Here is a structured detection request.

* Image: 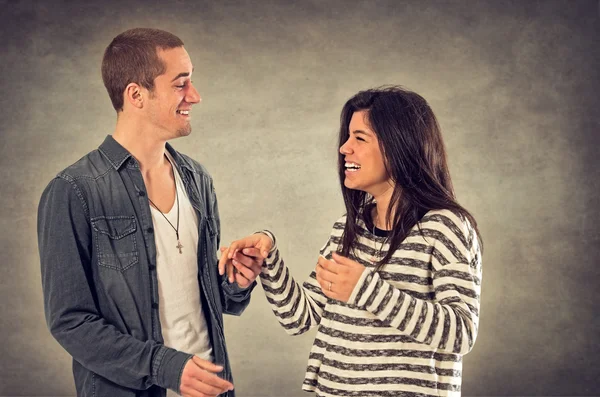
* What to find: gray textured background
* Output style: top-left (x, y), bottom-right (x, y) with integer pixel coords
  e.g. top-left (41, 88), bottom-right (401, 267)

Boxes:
top-left (1, 0), bottom-right (599, 395)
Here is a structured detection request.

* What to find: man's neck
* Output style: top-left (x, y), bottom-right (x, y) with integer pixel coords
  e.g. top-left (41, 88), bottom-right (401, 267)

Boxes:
top-left (112, 117), bottom-right (168, 174)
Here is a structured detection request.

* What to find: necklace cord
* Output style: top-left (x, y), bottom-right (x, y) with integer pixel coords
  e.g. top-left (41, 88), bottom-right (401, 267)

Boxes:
top-left (147, 158), bottom-right (180, 239)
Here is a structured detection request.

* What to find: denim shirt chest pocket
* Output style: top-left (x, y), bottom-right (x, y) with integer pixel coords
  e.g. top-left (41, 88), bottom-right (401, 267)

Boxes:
top-left (91, 215), bottom-right (139, 271)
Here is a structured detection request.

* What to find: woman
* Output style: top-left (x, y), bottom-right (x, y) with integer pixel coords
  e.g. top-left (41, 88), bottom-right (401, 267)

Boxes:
top-left (220, 86), bottom-right (483, 397)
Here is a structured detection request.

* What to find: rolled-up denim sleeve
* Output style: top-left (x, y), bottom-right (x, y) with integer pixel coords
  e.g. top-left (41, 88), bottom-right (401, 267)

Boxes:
top-left (38, 176), bottom-right (191, 392)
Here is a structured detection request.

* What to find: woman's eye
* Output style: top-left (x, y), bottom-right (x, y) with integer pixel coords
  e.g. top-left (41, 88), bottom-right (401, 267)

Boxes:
top-left (356, 137), bottom-right (365, 142)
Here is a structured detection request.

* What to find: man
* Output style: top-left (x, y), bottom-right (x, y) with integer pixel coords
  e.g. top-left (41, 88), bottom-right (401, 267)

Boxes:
top-left (37, 28), bottom-right (263, 397)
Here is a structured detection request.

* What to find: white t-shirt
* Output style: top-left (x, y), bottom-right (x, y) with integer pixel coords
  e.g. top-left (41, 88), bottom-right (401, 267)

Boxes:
top-left (150, 154), bottom-right (213, 396)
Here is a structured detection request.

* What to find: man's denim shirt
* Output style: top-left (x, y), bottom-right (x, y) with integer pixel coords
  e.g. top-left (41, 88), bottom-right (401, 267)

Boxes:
top-left (38, 136), bottom-right (255, 397)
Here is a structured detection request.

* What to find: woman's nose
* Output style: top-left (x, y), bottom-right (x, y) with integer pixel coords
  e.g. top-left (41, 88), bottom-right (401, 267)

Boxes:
top-left (339, 140), bottom-right (352, 155)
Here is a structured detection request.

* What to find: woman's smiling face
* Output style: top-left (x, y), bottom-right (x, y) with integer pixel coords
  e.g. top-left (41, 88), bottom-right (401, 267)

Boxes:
top-left (339, 110), bottom-right (392, 196)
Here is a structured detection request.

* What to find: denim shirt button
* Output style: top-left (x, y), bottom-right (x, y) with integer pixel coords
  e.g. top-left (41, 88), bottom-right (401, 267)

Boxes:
top-left (138, 191), bottom-right (146, 196)
top-left (147, 227), bottom-right (154, 234)
top-left (152, 302), bottom-right (159, 309)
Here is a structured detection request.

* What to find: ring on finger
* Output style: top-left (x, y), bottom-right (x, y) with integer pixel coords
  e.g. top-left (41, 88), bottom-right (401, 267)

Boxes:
top-left (328, 281), bottom-right (332, 291)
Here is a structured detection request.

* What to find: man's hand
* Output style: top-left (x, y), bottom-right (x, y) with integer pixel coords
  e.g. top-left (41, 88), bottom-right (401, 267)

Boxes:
top-left (218, 246), bottom-right (263, 288)
top-left (179, 356), bottom-right (233, 397)
top-left (218, 233), bottom-right (273, 286)
top-left (315, 252), bottom-right (366, 302)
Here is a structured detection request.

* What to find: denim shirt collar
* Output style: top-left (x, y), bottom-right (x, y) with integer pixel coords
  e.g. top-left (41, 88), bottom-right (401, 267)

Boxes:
top-left (98, 135), bottom-right (132, 170)
top-left (98, 135), bottom-right (194, 173)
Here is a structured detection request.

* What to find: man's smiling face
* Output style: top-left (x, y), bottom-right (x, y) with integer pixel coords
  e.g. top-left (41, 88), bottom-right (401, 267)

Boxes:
top-left (143, 46), bottom-right (201, 139)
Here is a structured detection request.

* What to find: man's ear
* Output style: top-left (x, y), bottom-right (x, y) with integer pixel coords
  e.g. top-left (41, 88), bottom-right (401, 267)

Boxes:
top-left (123, 83), bottom-right (144, 109)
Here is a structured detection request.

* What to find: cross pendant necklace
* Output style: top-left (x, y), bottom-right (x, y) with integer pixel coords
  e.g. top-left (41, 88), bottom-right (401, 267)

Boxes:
top-left (149, 192), bottom-right (183, 254)
top-left (147, 156), bottom-right (183, 254)
top-left (175, 233), bottom-right (184, 254)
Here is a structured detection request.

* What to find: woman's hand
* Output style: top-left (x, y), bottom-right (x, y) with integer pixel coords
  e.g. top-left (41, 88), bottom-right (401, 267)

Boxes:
top-left (218, 233), bottom-right (273, 287)
top-left (315, 252), bottom-right (366, 302)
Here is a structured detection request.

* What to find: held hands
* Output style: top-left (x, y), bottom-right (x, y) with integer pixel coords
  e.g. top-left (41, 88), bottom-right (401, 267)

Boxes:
top-left (315, 252), bottom-right (366, 303)
top-left (218, 233), bottom-right (273, 288)
top-left (180, 356), bottom-right (233, 397)
top-left (217, 234), bottom-right (367, 302)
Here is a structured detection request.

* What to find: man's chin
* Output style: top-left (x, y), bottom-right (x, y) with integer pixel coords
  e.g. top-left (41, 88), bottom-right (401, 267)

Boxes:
top-left (176, 126), bottom-right (192, 137)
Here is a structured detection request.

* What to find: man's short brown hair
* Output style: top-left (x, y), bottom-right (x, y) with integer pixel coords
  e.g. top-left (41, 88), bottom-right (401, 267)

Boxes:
top-left (101, 28), bottom-right (184, 112)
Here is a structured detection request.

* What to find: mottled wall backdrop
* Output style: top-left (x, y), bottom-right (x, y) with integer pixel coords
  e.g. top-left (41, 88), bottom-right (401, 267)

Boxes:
top-left (1, 0), bottom-right (598, 395)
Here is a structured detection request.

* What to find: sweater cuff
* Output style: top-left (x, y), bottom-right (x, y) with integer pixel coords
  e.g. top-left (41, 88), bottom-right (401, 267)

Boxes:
top-left (348, 268), bottom-right (379, 307)
top-left (153, 345), bottom-right (193, 393)
top-left (256, 230), bottom-right (278, 270)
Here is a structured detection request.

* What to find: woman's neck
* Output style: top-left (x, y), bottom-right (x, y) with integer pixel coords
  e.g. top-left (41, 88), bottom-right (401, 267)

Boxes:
top-left (371, 183), bottom-right (395, 230)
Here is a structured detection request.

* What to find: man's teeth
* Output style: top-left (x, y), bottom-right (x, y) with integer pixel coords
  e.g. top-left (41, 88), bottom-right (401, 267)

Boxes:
top-left (345, 162), bottom-right (361, 171)
top-left (177, 110), bottom-right (189, 115)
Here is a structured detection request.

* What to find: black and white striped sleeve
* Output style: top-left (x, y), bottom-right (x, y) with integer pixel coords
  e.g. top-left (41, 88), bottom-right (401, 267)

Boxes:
top-left (259, 230), bottom-right (336, 336)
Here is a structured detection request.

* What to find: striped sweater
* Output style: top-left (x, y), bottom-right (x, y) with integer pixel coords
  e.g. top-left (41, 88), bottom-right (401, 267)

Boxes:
top-left (259, 209), bottom-right (482, 397)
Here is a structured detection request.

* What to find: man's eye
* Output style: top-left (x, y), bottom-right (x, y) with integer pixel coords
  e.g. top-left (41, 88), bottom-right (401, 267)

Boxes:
top-left (175, 85), bottom-right (185, 89)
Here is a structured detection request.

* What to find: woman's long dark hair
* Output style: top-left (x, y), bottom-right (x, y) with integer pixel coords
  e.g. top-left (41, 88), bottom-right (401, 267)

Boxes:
top-left (337, 86), bottom-right (482, 270)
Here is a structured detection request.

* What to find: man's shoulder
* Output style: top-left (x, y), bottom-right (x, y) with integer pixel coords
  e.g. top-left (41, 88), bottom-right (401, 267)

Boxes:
top-left (55, 148), bottom-right (112, 182)
top-left (39, 148), bottom-right (110, 213)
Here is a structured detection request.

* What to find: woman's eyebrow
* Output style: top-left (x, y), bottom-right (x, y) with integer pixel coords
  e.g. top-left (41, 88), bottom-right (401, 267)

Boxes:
top-left (351, 129), bottom-right (372, 137)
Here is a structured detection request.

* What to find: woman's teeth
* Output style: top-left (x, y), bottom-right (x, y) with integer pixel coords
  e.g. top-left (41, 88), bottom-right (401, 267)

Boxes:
top-left (345, 162), bottom-right (361, 172)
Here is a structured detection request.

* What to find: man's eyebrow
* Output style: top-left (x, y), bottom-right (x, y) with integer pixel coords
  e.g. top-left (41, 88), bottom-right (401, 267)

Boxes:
top-left (170, 68), bottom-right (194, 82)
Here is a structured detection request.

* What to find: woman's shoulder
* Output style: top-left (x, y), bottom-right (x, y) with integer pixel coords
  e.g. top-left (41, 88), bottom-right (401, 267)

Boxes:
top-left (422, 208), bottom-right (473, 229)
top-left (330, 214), bottom-right (348, 233)
top-left (329, 213), bottom-right (368, 230)
top-left (420, 209), bottom-right (479, 252)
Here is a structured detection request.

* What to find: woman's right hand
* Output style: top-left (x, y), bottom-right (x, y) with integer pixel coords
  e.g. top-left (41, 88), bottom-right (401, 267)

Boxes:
top-left (218, 233), bottom-right (273, 284)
